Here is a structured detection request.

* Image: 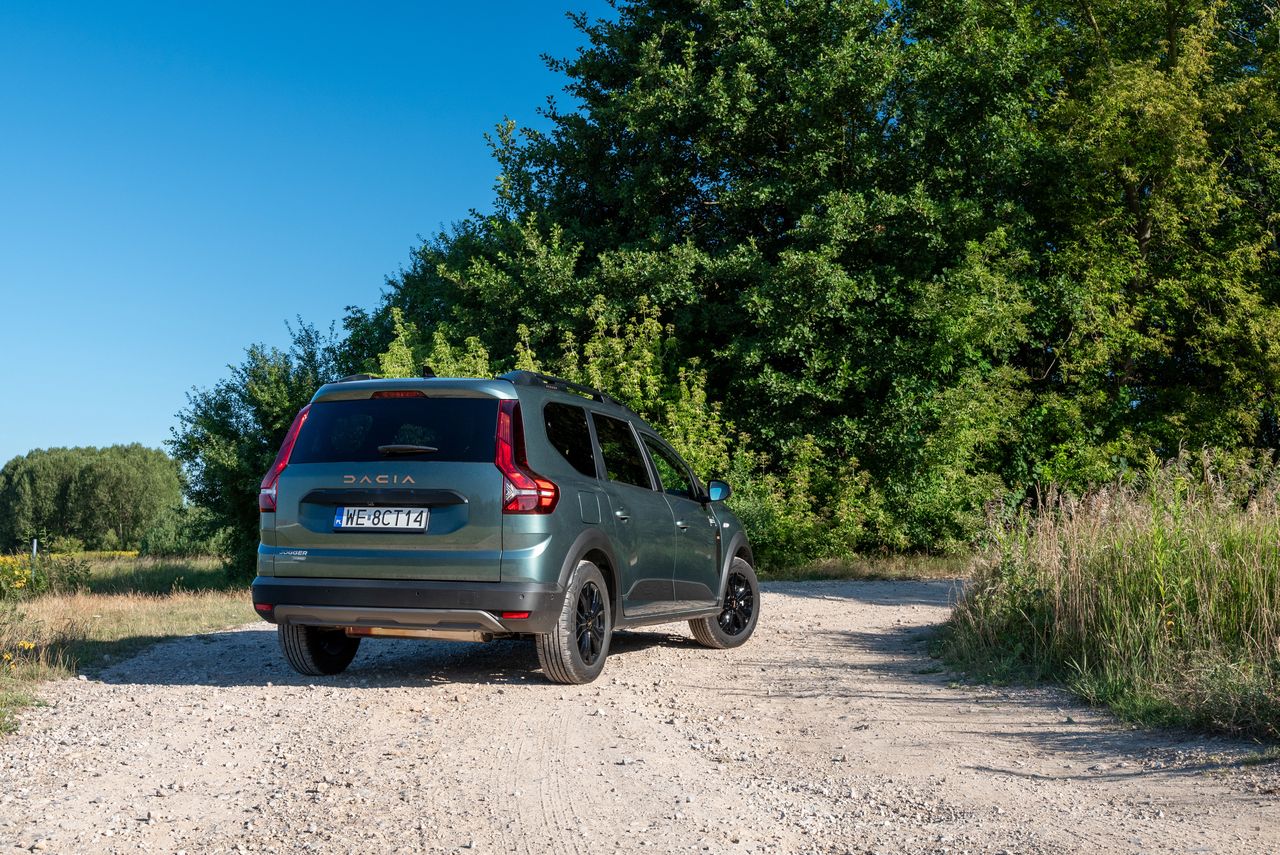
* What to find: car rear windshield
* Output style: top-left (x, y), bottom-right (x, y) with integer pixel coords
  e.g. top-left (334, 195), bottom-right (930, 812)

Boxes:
top-left (289, 397), bottom-right (499, 464)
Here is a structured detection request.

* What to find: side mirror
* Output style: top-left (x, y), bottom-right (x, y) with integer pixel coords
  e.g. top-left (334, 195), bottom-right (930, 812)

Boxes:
top-left (706, 479), bottom-right (732, 502)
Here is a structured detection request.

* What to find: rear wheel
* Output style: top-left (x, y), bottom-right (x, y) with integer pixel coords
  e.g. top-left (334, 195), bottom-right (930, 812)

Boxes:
top-left (536, 560), bottom-right (612, 684)
top-left (689, 557), bottom-right (759, 649)
top-left (278, 624), bottom-right (361, 676)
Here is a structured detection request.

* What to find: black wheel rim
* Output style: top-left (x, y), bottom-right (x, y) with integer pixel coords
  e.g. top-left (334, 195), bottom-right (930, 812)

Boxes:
top-left (717, 572), bottom-right (755, 636)
top-left (575, 581), bottom-right (606, 665)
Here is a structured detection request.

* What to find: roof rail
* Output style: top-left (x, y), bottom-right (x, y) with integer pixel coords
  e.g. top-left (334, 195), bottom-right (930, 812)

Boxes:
top-left (498, 370), bottom-right (620, 407)
top-left (335, 373), bottom-right (375, 383)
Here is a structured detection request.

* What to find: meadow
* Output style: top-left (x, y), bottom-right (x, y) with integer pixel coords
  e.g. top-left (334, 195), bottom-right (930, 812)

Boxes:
top-left (2, 505), bottom-right (1278, 744)
top-left (0, 554), bottom-right (252, 731)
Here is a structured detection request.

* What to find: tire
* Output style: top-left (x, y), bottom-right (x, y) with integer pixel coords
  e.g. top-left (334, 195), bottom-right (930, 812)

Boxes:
top-left (278, 623), bottom-right (361, 676)
top-left (689, 557), bottom-right (760, 649)
top-left (536, 560), bottom-right (612, 684)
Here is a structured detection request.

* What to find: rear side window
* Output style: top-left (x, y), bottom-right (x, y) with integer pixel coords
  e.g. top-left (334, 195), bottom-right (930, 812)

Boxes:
top-left (289, 397), bottom-right (498, 463)
top-left (544, 402), bottom-right (597, 477)
top-left (591, 414), bottom-right (652, 489)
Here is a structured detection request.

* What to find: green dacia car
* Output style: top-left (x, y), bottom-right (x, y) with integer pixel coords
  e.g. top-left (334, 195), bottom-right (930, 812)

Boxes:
top-left (251, 370), bottom-right (759, 684)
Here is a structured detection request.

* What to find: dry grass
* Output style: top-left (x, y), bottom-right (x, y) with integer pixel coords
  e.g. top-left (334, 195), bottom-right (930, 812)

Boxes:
top-left (0, 557), bottom-right (251, 731)
top-left (946, 453), bottom-right (1280, 739)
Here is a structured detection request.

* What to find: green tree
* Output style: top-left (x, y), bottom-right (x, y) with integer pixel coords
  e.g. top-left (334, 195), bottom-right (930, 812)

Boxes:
top-left (1033, 0), bottom-right (1280, 466)
top-left (0, 445), bottom-right (182, 551)
top-left (208, 0), bottom-right (1279, 559)
top-left (170, 322), bottom-right (342, 577)
top-left (358, 0), bottom-right (1277, 549)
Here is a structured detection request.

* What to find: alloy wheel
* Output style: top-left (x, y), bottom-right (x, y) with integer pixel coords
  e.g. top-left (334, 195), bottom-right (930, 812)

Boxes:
top-left (575, 581), bottom-right (606, 665)
top-left (717, 572), bottom-right (755, 636)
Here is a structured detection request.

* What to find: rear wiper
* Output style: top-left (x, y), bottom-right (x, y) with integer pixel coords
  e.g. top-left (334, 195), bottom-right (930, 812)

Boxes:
top-left (377, 444), bottom-right (439, 455)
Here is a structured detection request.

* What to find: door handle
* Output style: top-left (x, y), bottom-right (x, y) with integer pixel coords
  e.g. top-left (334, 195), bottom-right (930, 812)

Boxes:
top-left (675, 520), bottom-right (689, 531)
top-left (614, 509), bottom-right (630, 523)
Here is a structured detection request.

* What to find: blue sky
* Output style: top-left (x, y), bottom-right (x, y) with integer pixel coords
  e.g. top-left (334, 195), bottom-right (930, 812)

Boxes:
top-left (0, 1), bottom-right (612, 464)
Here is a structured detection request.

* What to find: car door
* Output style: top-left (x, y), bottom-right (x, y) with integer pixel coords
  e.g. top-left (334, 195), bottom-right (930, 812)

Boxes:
top-left (589, 412), bottom-right (675, 617)
top-left (640, 435), bottom-right (721, 610)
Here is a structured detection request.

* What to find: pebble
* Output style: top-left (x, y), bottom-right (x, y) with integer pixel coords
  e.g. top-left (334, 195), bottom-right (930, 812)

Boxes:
top-left (0, 586), bottom-right (1268, 855)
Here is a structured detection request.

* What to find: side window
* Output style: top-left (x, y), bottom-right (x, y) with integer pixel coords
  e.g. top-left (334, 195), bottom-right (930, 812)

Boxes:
top-left (543, 402), bottom-right (597, 478)
top-left (591, 414), bottom-right (653, 489)
top-left (642, 436), bottom-right (696, 500)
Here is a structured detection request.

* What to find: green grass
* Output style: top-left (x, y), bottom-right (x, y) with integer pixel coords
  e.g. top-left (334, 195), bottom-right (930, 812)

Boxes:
top-left (84, 555), bottom-right (240, 595)
top-left (0, 556), bottom-right (251, 732)
top-left (760, 553), bottom-right (971, 582)
top-left (944, 456), bottom-right (1280, 740)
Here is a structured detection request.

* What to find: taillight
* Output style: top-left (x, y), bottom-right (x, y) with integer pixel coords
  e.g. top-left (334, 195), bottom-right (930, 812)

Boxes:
top-left (259, 405), bottom-right (311, 512)
top-left (496, 399), bottom-right (558, 513)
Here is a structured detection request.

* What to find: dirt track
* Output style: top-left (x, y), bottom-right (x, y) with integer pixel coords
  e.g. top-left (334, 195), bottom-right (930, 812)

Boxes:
top-left (1, 580), bottom-right (1277, 854)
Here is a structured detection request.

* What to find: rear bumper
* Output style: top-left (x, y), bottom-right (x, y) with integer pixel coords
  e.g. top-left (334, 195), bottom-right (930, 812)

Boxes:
top-left (251, 576), bottom-right (563, 635)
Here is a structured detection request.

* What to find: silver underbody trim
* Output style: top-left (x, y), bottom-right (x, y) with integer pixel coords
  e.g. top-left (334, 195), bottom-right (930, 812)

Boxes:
top-left (272, 605), bottom-right (508, 635)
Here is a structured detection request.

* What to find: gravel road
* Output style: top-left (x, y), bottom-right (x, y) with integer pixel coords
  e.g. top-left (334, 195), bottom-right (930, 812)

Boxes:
top-left (2, 580), bottom-right (1277, 854)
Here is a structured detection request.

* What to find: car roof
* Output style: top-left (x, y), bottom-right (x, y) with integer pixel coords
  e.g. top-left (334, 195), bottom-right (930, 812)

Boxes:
top-left (311, 377), bottom-right (516, 402)
top-left (310, 373), bottom-right (658, 433)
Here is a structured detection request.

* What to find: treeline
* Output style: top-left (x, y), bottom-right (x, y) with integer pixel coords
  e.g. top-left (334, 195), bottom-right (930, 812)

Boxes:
top-left (0, 445), bottom-right (219, 555)
top-left (175, 0), bottom-right (1279, 574)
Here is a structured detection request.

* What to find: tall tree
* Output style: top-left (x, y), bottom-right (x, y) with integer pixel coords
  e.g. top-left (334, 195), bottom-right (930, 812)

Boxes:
top-left (299, 0), bottom-right (1280, 551)
top-left (0, 445), bottom-right (182, 550)
top-left (170, 322), bottom-right (342, 576)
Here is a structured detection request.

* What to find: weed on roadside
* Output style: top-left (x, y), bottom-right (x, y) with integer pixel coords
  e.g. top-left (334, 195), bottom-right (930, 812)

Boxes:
top-left (945, 452), bottom-right (1280, 740)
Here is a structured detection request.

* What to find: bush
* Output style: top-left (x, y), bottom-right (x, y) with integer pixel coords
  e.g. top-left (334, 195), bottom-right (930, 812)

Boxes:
top-left (45, 535), bottom-right (84, 554)
top-left (0, 553), bottom-right (90, 599)
top-left (139, 505), bottom-right (228, 558)
top-left (722, 437), bottom-right (888, 572)
top-left (36, 554), bottom-right (91, 595)
top-left (945, 452), bottom-right (1280, 739)
top-left (0, 557), bottom-right (31, 598)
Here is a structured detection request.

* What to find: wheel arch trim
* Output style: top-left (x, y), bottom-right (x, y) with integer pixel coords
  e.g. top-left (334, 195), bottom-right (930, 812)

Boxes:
top-left (716, 533), bottom-right (755, 601)
top-left (556, 527), bottom-right (621, 617)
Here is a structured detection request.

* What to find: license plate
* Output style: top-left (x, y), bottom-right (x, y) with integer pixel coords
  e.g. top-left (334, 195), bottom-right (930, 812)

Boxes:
top-left (333, 506), bottom-right (429, 532)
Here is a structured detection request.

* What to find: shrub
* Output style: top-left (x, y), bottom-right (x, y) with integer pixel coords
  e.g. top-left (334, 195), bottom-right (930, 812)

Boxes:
top-left (722, 437), bottom-right (887, 572)
top-left (45, 535), bottom-right (84, 554)
top-left (139, 505), bottom-right (228, 558)
top-left (0, 553), bottom-right (90, 599)
top-left (0, 557), bottom-right (31, 598)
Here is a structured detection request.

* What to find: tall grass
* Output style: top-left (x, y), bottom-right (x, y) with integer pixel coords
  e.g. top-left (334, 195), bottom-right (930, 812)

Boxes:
top-left (946, 453), bottom-right (1280, 739)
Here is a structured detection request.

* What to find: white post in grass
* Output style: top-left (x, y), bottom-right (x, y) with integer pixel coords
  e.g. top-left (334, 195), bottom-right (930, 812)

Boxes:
top-left (30, 538), bottom-right (37, 585)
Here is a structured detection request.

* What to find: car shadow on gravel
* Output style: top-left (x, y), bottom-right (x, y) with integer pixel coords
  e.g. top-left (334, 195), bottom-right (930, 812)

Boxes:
top-left (805, 623), bottom-right (1276, 784)
top-left (714, 622), bottom-right (955, 703)
top-left (90, 624), bottom-right (705, 689)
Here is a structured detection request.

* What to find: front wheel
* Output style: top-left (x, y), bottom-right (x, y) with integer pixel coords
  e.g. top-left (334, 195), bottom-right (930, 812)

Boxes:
top-left (689, 557), bottom-right (759, 649)
top-left (536, 560), bottom-right (612, 684)
top-left (278, 624), bottom-right (361, 676)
